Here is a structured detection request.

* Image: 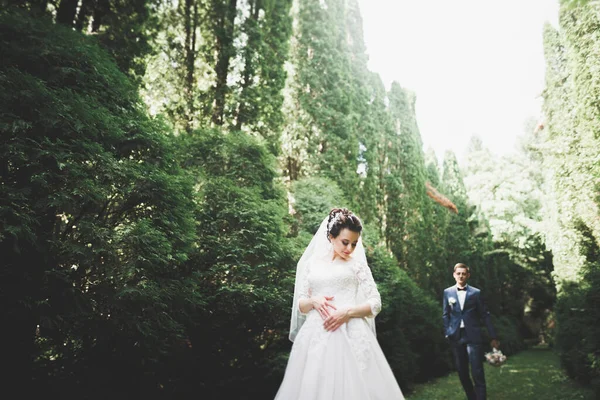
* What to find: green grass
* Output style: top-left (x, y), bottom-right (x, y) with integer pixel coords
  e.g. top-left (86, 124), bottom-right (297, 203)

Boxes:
top-left (405, 346), bottom-right (595, 400)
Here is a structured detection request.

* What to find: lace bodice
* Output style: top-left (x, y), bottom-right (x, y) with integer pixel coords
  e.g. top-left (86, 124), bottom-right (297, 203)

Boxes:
top-left (298, 256), bottom-right (381, 316)
top-left (293, 255), bottom-right (382, 370)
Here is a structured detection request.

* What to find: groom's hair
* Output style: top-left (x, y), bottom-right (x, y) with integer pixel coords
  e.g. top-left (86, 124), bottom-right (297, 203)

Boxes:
top-left (453, 263), bottom-right (470, 273)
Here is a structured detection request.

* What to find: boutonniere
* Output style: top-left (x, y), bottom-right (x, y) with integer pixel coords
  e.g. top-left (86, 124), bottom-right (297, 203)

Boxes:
top-left (448, 297), bottom-right (457, 307)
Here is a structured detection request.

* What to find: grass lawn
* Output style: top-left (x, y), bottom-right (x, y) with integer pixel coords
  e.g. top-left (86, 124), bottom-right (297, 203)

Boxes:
top-left (405, 346), bottom-right (595, 400)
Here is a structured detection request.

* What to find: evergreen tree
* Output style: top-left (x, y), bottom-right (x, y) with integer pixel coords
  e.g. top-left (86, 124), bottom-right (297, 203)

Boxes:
top-left (281, 0), bottom-right (359, 196)
top-left (425, 148), bottom-right (453, 295)
top-left (441, 151), bottom-right (472, 268)
top-left (387, 82), bottom-right (434, 289)
top-left (176, 130), bottom-right (294, 399)
top-left (540, 2), bottom-right (600, 391)
top-left (142, 0), bottom-right (292, 138)
top-left (0, 10), bottom-right (196, 396)
top-left (233, 0), bottom-right (293, 153)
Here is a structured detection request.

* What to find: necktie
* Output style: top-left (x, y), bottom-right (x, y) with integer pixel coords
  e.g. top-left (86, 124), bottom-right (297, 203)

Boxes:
top-left (457, 287), bottom-right (466, 291)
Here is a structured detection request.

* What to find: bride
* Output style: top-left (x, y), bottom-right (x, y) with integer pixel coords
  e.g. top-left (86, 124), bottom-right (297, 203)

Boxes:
top-left (275, 208), bottom-right (405, 399)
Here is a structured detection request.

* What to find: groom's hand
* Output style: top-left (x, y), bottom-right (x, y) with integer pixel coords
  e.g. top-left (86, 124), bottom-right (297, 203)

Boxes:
top-left (491, 339), bottom-right (500, 349)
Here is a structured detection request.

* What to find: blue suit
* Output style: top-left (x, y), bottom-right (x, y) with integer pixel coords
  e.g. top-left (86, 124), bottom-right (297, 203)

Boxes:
top-left (443, 285), bottom-right (497, 400)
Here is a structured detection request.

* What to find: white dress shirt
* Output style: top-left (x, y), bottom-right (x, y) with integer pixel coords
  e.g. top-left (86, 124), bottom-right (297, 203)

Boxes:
top-left (457, 285), bottom-right (467, 328)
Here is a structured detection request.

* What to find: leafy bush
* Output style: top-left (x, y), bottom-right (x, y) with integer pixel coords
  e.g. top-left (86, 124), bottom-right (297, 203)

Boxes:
top-left (490, 315), bottom-right (526, 355)
top-left (291, 176), bottom-right (349, 234)
top-left (175, 130), bottom-right (294, 399)
top-left (369, 247), bottom-right (453, 389)
top-left (554, 223), bottom-right (600, 396)
top-left (0, 8), bottom-right (196, 397)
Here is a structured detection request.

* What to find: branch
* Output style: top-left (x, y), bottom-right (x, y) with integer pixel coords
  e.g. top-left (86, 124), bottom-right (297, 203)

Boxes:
top-left (425, 181), bottom-right (458, 214)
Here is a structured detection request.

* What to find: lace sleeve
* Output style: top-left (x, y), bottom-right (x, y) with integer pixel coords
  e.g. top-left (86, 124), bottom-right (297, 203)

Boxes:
top-left (298, 263), bottom-right (311, 315)
top-left (354, 261), bottom-right (382, 317)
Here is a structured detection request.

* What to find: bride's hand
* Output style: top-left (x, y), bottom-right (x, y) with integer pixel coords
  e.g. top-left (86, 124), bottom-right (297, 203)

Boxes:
top-left (323, 308), bottom-right (350, 332)
top-left (312, 296), bottom-right (336, 319)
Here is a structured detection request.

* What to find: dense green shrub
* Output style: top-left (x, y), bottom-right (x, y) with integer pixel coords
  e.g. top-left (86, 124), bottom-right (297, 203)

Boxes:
top-left (369, 247), bottom-right (453, 389)
top-left (290, 176), bottom-right (349, 234)
top-left (554, 223), bottom-right (600, 396)
top-left (0, 9), bottom-right (196, 398)
top-left (175, 130), bottom-right (294, 399)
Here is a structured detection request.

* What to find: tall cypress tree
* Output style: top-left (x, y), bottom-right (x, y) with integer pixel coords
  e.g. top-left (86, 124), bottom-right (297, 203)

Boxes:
top-left (387, 82), bottom-right (434, 288)
top-left (540, 19), bottom-right (592, 284)
top-left (142, 0), bottom-right (292, 137)
top-left (282, 0), bottom-right (359, 199)
top-left (233, 0), bottom-right (293, 153)
top-left (425, 148), bottom-right (452, 294)
top-left (540, 3), bottom-right (600, 391)
top-left (442, 151), bottom-right (473, 271)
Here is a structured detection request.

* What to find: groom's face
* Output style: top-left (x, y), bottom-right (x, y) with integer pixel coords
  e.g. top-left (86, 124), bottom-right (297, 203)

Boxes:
top-left (453, 267), bottom-right (470, 287)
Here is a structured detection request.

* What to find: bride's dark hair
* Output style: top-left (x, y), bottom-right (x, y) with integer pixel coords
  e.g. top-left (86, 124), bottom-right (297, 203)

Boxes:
top-left (327, 208), bottom-right (362, 239)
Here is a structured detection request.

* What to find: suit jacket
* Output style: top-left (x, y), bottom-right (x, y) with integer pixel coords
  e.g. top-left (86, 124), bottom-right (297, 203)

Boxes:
top-left (442, 285), bottom-right (497, 344)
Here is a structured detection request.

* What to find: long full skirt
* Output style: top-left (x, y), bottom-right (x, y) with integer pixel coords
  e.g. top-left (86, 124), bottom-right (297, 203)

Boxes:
top-left (275, 313), bottom-right (405, 400)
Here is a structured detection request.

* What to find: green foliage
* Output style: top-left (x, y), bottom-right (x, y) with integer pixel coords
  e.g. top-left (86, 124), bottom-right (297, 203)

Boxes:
top-left (554, 222), bottom-right (600, 395)
top-left (0, 8), bottom-right (196, 396)
top-left (92, 0), bottom-right (158, 81)
top-left (463, 135), bottom-right (545, 247)
top-left (442, 151), bottom-right (473, 268)
top-left (8, 0), bottom-right (158, 80)
top-left (281, 0), bottom-right (361, 200)
top-left (532, 2), bottom-right (600, 394)
top-left (491, 315), bottom-right (527, 356)
top-left (175, 129), bottom-right (294, 399)
top-left (142, 0), bottom-right (292, 140)
top-left (462, 134), bottom-right (557, 342)
top-left (540, 3), bottom-right (600, 285)
top-left (560, 0), bottom-right (597, 9)
top-left (291, 176), bottom-right (349, 234)
top-left (423, 150), bottom-right (453, 295)
top-left (232, 0), bottom-right (293, 152)
top-left (386, 83), bottom-right (435, 289)
top-left (369, 247), bottom-right (453, 389)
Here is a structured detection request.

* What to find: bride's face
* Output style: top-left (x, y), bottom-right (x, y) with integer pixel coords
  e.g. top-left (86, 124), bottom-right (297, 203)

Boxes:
top-left (330, 228), bottom-right (360, 260)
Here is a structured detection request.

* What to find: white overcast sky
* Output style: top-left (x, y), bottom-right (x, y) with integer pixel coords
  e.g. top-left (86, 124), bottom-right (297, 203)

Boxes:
top-left (356, 0), bottom-right (560, 162)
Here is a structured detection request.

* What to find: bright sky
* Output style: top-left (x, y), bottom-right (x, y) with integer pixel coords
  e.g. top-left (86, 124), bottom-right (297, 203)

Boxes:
top-left (357, 0), bottom-right (560, 162)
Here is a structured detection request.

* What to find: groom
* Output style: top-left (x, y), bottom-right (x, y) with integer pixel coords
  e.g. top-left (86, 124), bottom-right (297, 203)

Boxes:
top-left (443, 263), bottom-right (499, 400)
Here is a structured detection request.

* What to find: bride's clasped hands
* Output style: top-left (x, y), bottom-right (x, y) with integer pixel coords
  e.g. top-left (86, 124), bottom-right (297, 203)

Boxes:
top-left (322, 306), bottom-right (351, 332)
top-left (301, 294), bottom-right (351, 332)
top-left (300, 295), bottom-right (336, 319)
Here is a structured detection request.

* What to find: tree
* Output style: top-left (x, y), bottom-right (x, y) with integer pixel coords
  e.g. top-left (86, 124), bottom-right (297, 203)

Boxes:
top-left (142, 0), bottom-right (292, 140)
top-left (0, 10), bottom-right (196, 396)
top-left (441, 151), bottom-right (473, 269)
top-left (386, 83), bottom-right (435, 289)
top-left (281, 0), bottom-right (359, 194)
top-left (176, 129), bottom-right (294, 399)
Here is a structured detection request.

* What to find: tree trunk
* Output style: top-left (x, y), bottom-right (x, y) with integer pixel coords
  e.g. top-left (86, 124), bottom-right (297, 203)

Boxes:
top-left (235, 0), bottom-right (259, 131)
top-left (184, 0), bottom-right (198, 133)
top-left (56, 0), bottom-right (78, 27)
top-left (29, 0), bottom-right (49, 15)
top-left (91, 0), bottom-right (108, 33)
top-left (75, 0), bottom-right (95, 32)
top-left (211, 0), bottom-right (238, 126)
top-left (287, 156), bottom-right (298, 181)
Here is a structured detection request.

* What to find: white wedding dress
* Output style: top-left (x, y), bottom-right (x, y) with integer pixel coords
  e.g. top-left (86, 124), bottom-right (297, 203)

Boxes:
top-left (274, 255), bottom-right (405, 400)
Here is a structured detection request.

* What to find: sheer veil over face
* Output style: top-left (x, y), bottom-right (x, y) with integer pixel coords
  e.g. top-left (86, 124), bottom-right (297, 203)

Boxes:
top-left (289, 216), bottom-right (372, 342)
